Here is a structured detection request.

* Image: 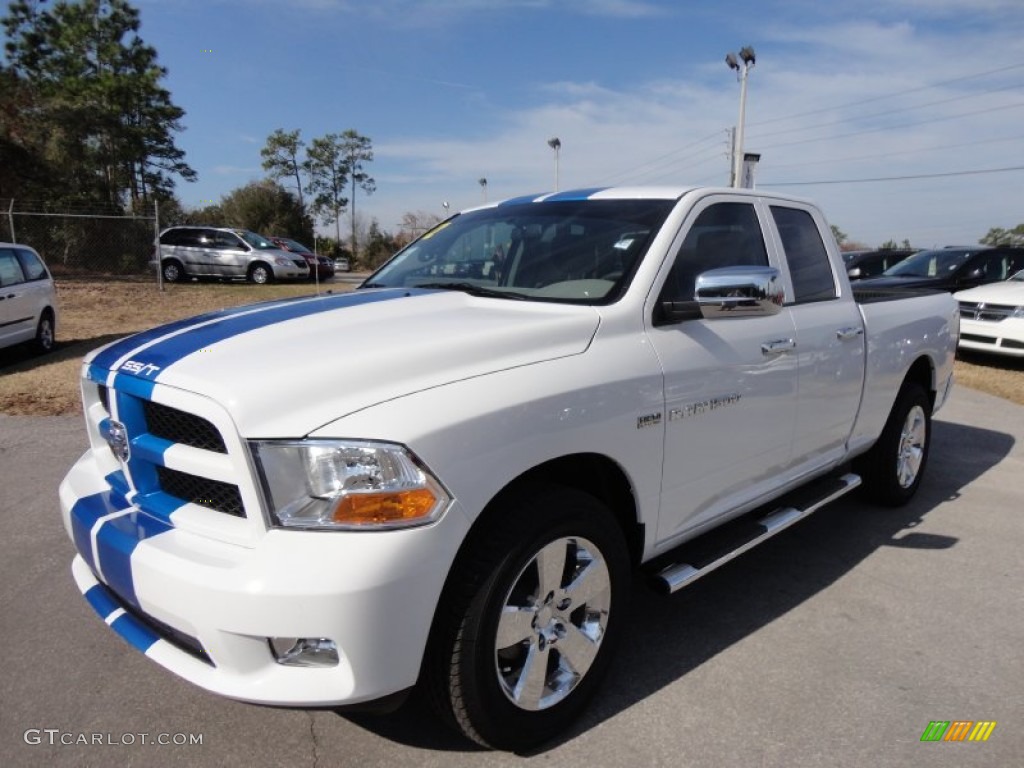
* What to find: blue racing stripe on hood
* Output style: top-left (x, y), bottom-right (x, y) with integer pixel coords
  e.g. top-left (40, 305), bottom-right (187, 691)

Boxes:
top-left (90, 299), bottom-right (288, 371)
top-left (498, 193), bottom-right (547, 206)
top-left (92, 288), bottom-right (423, 376)
top-left (545, 187), bottom-right (609, 201)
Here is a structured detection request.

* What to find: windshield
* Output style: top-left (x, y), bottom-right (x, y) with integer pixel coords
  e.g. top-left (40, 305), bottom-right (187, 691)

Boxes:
top-left (884, 249), bottom-right (973, 278)
top-left (1011, 269), bottom-right (1024, 282)
top-left (236, 230), bottom-right (281, 250)
top-left (276, 237), bottom-right (313, 254)
top-left (363, 198), bottom-right (675, 304)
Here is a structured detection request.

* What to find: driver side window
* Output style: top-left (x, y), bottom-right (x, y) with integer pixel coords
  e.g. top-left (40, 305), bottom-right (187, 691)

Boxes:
top-left (659, 202), bottom-right (768, 303)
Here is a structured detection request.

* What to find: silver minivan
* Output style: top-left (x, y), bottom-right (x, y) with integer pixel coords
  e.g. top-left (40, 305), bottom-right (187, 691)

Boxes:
top-left (0, 242), bottom-right (58, 354)
top-left (157, 227), bottom-right (309, 284)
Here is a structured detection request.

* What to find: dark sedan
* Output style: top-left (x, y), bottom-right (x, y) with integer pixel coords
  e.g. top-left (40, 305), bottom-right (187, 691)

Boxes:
top-left (270, 237), bottom-right (336, 280)
top-left (842, 248), bottom-right (916, 280)
top-left (855, 246), bottom-right (1024, 293)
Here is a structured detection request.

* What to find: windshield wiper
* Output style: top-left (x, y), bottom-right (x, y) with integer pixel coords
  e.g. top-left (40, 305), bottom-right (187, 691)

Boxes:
top-left (416, 282), bottom-right (530, 300)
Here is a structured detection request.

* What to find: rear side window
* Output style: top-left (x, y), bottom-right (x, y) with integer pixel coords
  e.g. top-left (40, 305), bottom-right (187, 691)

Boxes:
top-left (0, 248), bottom-right (27, 287)
top-left (162, 228), bottom-right (209, 247)
top-left (771, 206), bottom-right (836, 303)
top-left (14, 248), bottom-right (48, 281)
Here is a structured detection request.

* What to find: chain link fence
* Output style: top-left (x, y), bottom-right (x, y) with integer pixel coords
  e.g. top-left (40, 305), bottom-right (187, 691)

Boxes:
top-left (1, 199), bottom-right (160, 280)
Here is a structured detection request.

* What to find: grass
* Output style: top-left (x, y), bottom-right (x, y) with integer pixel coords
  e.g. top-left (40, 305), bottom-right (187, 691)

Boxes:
top-left (2, 279), bottom-right (1022, 416)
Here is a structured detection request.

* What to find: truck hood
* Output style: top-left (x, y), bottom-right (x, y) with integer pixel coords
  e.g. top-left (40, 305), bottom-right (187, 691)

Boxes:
top-left (854, 275), bottom-right (954, 291)
top-left (86, 288), bottom-right (601, 436)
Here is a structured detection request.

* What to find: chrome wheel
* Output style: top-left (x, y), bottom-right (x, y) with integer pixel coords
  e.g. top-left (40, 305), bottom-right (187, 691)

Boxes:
top-left (897, 404), bottom-right (927, 488)
top-left (249, 264), bottom-right (271, 284)
top-left (162, 261), bottom-right (183, 283)
top-left (495, 535), bottom-right (611, 711)
top-left (426, 484), bottom-right (629, 750)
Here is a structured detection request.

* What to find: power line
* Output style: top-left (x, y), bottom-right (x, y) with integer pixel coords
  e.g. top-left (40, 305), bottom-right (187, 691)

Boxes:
top-left (595, 61), bottom-right (1024, 190)
top-left (597, 129), bottom-right (726, 185)
top-left (748, 61), bottom-right (1024, 128)
top-left (757, 101), bottom-right (1024, 152)
top-left (767, 133), bottom-right (1024, 171)
top-left (747, 81), bottom-right (1023, 143)
top-left (764, 165), bottom-right (1024, 187)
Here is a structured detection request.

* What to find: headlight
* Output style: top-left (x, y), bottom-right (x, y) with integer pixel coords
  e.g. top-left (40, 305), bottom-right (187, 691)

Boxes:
top-left (274, 257), bottom-right (293, 267)
top-left (251, 440), bottom-right (450, 530)
top-left (1013, 306), bottom-right (1024, 319)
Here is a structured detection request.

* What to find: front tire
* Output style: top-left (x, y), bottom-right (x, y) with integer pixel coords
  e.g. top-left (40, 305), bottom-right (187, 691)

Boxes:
top-left (426, 484), bottom-right (630, 751)
top-left (162, 259), bottom-right (185, 283)
top-left (248, 263), bottom-right (273, 284)
top-left (856, 381), bottom-right (931, 506)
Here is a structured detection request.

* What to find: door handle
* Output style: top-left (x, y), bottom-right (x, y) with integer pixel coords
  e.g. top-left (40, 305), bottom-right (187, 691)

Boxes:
top-left (761, 338), bottom-right (796, 356)
top-left (836, 326), bottom-right (864, 341)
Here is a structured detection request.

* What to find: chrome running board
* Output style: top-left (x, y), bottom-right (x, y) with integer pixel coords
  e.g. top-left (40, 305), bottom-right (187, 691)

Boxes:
top-left (654, 473), bottom-right (862, 595)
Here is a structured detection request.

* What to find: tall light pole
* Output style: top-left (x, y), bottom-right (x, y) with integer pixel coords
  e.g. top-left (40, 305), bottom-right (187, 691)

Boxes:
top-left (478, 177), bottom-right (488, 202)
top-left (725, 46), bottom-right (755, 188)
top-left (547, 137), bottom-right (561, 191)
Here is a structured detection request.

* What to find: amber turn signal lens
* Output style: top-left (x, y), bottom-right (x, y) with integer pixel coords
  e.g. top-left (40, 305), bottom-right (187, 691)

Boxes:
top-left (330, 488), bottom-right (438, 525)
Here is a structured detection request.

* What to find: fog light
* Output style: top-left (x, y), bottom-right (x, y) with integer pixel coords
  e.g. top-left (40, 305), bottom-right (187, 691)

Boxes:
top-left (269, 637), bottom-right (339, 668)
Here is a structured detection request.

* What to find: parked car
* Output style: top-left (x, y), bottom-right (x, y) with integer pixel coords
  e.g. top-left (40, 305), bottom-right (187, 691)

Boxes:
top-left (155, 227), bottom-right (309, 284)
top-left (842, 248), bottom-right (916, 280)
top-left (334, 255), bottom-right (351, 272)
top-left (0, 242), bottom-right (58, 353)
top-left (856, 246), bottom-right (1024, 293)
top-left (954, 269), bottom-right (1024, 357)
top-left (269, 237), bottom-right (335, 280)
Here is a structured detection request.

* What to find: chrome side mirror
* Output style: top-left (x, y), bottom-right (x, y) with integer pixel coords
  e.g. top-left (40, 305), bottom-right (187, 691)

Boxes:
top-left (696, 266), bottom-right (785, 319)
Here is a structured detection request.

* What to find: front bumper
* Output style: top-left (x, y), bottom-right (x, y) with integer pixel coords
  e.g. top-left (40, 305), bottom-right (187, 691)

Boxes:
top-left (272, 265), bottom-right (309, 281)
top-left (958, 317), bottom-right (1024, 358)
top-left (60, 449), bottom-right (469, 706)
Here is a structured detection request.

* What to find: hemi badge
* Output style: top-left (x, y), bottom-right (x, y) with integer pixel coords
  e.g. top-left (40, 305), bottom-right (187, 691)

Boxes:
top-left (637, 413), bottom-right (662, 429)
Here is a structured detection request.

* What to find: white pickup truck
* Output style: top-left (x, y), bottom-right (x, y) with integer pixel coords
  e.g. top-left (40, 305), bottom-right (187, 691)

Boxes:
top-left (60, 187), bottom-right (958, 750)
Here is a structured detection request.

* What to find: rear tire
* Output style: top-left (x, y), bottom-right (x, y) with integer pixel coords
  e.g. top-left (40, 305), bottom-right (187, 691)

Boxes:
top-left (856, 381), bottom-right (931, 506)
top-left (425, 484), bottom-right (630, 751)
top-left (34, 310), bottom-right (55, 353)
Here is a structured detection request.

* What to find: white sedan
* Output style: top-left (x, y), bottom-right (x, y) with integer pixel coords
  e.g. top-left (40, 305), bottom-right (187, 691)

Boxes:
top-left (955, 269), bottom-right (1024, 357)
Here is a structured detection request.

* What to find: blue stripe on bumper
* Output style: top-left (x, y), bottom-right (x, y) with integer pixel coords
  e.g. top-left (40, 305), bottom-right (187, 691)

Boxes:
top-left (69, 471), bottom-right (181, 609)
top-left (82, 583), bottom-right (160, 654)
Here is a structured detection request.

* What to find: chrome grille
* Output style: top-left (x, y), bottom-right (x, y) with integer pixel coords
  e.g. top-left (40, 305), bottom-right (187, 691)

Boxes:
top-left (958, 301), bottom-right (1014, 322)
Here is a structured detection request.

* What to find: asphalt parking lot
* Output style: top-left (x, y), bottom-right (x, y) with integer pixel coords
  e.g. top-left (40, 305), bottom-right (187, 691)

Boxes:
top-left (1, 386), bottom-right (1021, 767)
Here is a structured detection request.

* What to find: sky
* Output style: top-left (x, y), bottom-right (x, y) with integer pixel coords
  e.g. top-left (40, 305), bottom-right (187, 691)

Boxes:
top-left (125, 0), bottom-right (1024, 248)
